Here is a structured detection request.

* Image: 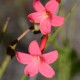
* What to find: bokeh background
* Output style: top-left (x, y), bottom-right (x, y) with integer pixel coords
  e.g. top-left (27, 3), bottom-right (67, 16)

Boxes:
top-left (0, 0), bottom-right (80, 80)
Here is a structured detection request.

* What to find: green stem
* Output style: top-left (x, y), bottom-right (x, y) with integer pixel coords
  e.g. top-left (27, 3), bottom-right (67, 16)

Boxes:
top-left (20, 74), bottom-right (27, 80)
top-left (0, 55), bottom-right (10, 79)
top-left (0, 17), bottom-right (10, 79)
top-left (0, 18), bottom-right (30, 79)
top-left (45, 3), bottom-right (77, 80)
top-left (55, 3), bottom-right (77, 80)
top-left (57, 47), bottom-right (72, 80)
top-left (2, 17), bottom-right (10, 33)
top-left (46, 3), bottom-right (77, 49)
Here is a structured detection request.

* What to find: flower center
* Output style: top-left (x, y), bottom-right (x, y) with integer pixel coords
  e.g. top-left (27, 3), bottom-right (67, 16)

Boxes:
top-left (36, 56), bottom-right (41, 61)
top-left (45, 11), bottom-right (51, 17)
top-left (35, 56), bottom-right (44, 62)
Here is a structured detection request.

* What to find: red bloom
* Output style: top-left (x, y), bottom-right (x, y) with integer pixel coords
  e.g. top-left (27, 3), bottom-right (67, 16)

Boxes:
top-left (28, 0), bottom-right (64, 34)
top-left (16, 40), bottom-right (58, 78)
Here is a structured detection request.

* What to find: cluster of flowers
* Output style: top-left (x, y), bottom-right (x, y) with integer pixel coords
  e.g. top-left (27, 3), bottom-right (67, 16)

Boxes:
top-left (16, 0), bottom-right (64, 78)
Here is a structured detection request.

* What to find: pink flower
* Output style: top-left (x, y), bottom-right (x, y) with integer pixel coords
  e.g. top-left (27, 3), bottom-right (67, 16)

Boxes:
top-left (28, 0), bottom-right (64, 34)
top-left (16, 40), bottom-right (58, 78)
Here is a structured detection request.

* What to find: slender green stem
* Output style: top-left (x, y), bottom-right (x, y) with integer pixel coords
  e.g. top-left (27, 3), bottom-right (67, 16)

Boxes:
top-left (20, 74), bottom-right (27, 80)
top-left (46, 3), bottom-right (77, 49)
top-left (0, 17), bottom-right (10, 79)
top-left (57, 47), bottom-right (72, 80)
top-left (55, 3), bottom-right (77, 80)
top-left (0, 29), bottom-right (30, 79)
top-left (2, 17), bottom-right (10, 33)
top-left (0, 17), bottom-right (10, 41)
top-left (0, 56), bottom-right (10, 79)
top-left (45, 3), bottom-right (77, 80)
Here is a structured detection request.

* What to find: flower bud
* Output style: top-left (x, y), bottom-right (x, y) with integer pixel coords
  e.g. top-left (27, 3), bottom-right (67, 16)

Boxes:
top-left (40, 35), bottom-right (48, 52)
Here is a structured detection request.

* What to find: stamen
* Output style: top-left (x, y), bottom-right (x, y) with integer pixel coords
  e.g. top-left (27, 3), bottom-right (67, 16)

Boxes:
top-left (46, 11), bottom-right (51, 16)
top-left (37, 56), bottom-right (41, 61)
top-left (44, 11), bottom-right (51, 18)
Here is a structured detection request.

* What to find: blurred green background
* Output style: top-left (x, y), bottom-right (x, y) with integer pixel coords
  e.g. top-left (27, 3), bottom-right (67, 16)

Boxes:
top-left (0, 0), bottom-right (80, 80)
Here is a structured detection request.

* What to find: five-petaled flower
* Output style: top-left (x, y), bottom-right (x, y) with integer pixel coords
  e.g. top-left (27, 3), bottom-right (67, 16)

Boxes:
top-left (16, 40), bottom-right (58, 78)
top-left (28, 0), bottom-right (64, 34)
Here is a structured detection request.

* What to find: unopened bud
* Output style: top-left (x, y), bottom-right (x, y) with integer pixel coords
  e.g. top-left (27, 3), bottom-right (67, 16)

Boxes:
top-left (40, 35), bottom-right (48, 52)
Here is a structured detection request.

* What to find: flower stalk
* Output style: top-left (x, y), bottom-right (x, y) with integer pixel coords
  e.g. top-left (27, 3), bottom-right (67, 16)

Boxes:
top-left (20, 74), bottom-right (27, 80)
top-left (57, 47), bottom-right (72, 80)
top-left (0, 56), bottom-right (10, 79)
top-left (2, 17), bottom-right (10, 33)
top-left (17, 29), bottom-right (30, 41)
top-left (0, 17), bottom-right (10, 79)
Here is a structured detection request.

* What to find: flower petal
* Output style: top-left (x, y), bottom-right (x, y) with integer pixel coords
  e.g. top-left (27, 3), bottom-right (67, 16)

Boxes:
top-left (39, 62), bottom-right (55, 78)
top-left (33, 0), bottom-right (45, 12)
top-left (24, 60), bottom-right (39, 77)
top-left (40, 18), bottom-right (51, 35)
top-left (42, 50), bottom-right (58, 64)
top-left (29, 40), bottom-right (41, 56)
top-left (28, 12), bottom-right (44, 23)
top-left (16, 52), bottom-right (33, 64)
top-left (51, 15), bottom-right (64, 27)
top-left (45, 0), bottom-right (59, 13)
